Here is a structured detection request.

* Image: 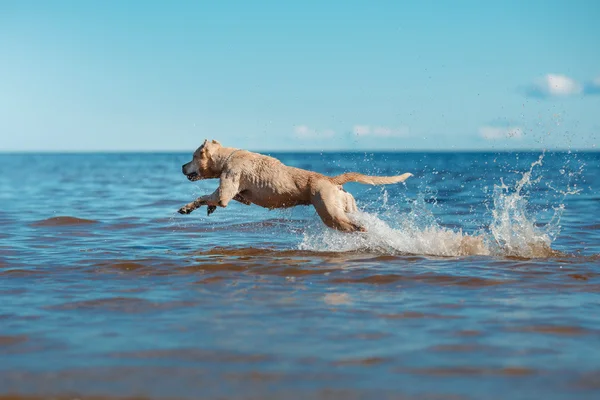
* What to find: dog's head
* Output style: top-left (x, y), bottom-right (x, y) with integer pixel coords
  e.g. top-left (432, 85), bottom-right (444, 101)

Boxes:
top-left (181, 139), bottom-right (223, 181)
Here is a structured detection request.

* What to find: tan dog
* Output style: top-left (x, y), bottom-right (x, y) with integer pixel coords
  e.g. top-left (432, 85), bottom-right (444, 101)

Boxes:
top-left (178, 140), bottom-right (413, 232)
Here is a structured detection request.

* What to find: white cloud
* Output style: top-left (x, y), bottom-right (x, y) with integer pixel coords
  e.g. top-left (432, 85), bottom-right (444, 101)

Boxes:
top-left (352, 125), bottom-right (409, 138)
top-left (544, 74), bottom-right (581, 95)
top-left (294, 125), bottom-right (335, 139)
top-left (526, 74), bottom-right (582, 97)
top-left (479, 126), bottom-right (523, 140)
top-left (353, 125), bottom-right (370, 136)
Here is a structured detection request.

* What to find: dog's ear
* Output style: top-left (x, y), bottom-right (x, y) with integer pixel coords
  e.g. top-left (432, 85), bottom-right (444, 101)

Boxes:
top-left (202, 140), bottom-right (221, 159)
top-left (194, 140), bottom-right (209, 157)
top-left (198, 139), bottom-right (208, 152)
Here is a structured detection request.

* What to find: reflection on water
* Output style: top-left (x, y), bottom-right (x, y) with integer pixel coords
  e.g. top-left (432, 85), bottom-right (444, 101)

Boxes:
top-left (0, 151), bottom-right (599, 399)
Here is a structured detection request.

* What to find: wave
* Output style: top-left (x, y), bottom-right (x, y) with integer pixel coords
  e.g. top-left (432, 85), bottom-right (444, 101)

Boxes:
top-left (31, 216), bottom-right (99, 226)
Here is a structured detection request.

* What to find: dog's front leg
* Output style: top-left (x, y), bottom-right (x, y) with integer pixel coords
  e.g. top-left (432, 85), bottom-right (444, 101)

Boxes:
top-left (178, 172), bottom-right (240, 215)
top-left (215, 171), bottom-right (241, 208)
top-left (177, 192), bottom-right (218, 214)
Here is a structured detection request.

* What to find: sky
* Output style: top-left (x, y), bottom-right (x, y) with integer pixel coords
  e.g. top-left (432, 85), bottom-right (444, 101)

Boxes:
top-left (1, 0), bottom-right (599, 152)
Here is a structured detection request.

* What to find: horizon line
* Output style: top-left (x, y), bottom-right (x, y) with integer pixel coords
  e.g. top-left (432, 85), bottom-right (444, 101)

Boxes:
top-left (0, 147), bottom-right (598, 154)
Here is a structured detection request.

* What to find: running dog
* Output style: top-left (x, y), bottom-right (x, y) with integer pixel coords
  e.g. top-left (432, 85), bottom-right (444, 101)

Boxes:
top-left (178, 140), bottom-right (413, 232)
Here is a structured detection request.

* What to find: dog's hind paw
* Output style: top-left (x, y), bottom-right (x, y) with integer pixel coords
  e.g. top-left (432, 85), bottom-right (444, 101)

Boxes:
top-left (353, 224), bottom-right (367, 233)
top-left (207, 205), bottom-right (217, 216)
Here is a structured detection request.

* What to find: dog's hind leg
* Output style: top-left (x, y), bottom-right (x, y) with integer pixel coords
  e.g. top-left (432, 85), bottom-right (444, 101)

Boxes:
top-left (310, 183), bottom-right (366, 232)
top-left (339, 187), bottom-right (358, 213)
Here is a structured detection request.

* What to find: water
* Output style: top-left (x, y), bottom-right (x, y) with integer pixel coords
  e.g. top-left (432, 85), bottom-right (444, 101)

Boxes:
top-left (1, 151), bottom-right (599, 400)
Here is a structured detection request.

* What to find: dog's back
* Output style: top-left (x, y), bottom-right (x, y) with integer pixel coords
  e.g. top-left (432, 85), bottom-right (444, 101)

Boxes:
top-left (227, 150), bottom-right (322, 208)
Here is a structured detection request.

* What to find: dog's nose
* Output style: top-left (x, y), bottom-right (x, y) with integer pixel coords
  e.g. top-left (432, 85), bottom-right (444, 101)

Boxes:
top-left (182, 164), bottom-right (187, 174)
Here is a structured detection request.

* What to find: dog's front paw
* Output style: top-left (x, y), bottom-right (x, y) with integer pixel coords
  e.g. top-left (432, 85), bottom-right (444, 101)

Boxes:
top-left (207, 205), bottom-right (217, 216)
top-left (178, 206), bottom-right (193, 215)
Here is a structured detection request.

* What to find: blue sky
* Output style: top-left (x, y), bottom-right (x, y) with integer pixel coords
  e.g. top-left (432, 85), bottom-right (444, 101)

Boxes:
top-left (1, 0), bottom-right (599, 151)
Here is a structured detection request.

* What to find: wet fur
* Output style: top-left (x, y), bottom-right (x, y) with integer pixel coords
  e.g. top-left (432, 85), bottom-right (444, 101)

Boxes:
top-left (179, 140), bottom-right (413, 232)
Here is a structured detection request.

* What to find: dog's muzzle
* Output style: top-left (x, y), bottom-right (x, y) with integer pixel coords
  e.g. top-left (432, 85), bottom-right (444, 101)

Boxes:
top-left (185, 172), bottom-right (200, 181)
top-left (182, 163), bottom-right (201, 181)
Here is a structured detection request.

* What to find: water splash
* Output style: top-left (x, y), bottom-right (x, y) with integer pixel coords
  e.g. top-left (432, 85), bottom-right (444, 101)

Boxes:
top-left (487, 154), bottom-right (558, 257)
top-left (299, 211), bottom-right (488, 257)
top-left (299, 154), bottom-right (578, 258)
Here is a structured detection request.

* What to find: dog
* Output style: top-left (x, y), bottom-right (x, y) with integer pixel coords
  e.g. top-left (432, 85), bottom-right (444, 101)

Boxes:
top-left (178, 140), bottom-right (413, 232)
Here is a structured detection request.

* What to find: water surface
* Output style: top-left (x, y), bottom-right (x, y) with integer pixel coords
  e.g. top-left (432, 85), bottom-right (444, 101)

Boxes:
top-left (1, 151), bottom-right (599, 399)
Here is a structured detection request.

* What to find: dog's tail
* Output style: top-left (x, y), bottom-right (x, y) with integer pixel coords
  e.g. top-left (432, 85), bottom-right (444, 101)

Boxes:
top-left (330, 172), bottom-right (413, 185)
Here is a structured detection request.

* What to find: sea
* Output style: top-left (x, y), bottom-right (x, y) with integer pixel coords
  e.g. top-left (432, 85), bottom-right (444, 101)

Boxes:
top-left (0, 150), bottom-right (599, 400)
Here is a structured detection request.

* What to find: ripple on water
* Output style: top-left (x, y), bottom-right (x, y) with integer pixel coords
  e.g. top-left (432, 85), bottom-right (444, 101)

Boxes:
top-left (0, 269), bottom-right (49, 277)
top-left (109, 348), bottom-right (274, 363)
top-left (378, 312), bottom-right (463, 320)
top-left (506, 324), bottom-right (595, 336)
top-left (328, 272), bottom-right (511, 287)
top-left (30, 216), bottom-right (99, 227)
top-left (0, 335), bottom-right (28, 347)
top-left (45, 297), bottom-right (196, 313)
top-left (396, 366), bottom-right (538, 377)
top-left (332, 356), bottom-right (390, 366)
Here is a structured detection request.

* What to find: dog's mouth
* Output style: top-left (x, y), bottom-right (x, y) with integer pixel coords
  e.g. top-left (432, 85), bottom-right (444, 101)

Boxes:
top-left (186, 173), bottom-right (202, 182)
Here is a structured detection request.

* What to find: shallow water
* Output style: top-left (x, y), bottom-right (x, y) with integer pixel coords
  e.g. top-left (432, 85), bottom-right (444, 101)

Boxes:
top-left (1, 151), bottom-right (599, 400)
